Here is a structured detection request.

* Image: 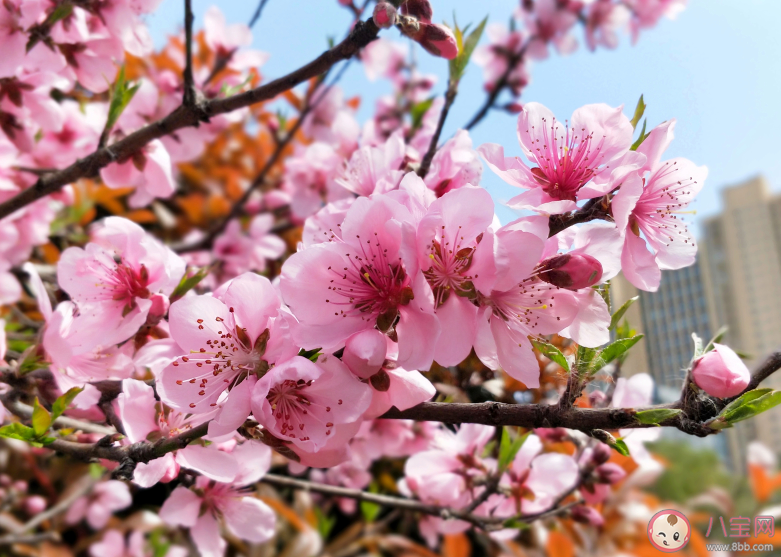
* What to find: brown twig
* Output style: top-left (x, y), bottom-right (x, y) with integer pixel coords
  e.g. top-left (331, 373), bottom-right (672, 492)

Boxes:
top-left (249, 0), bottom-right (271, 28)
top-left (0, 19), bottom-right (380, 222)
top-left (17, 474), bottom-right (98, 533)
top-left (3, 399), bottom-right (115, 436)
top-left (547, 196), bottom-right (611, 237)
top-left (183, 0), bottom-right (198, 108)
top-left (417, 80), bottom-right (458, 179)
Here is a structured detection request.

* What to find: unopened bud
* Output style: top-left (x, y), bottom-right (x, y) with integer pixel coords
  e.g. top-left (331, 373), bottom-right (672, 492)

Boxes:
top-left (571, 505), bottom-right (605, 526)
top-left (505, 102), bottom-right (524, 114)
top-left (595, 462), bottom-right (627, 484)
top-left (591, 442), bottom-right (612, 465)
top-left (589, 390), bottom-right (607, 407)
top-left (12, 480), bottom-right (27, 492)
top-left (343, 329), bottom-right (387, 379)
top-left (692, 344), bottom-right (750, 398)
top-left (416, 23), bottom-right (458, 60)
top-left (400, 0), bottom-right (433, 22)
top-left (22, 495), bottom-right (47, 516)
top-left (536, 253), bottom-right (603, 290)
top-left (373, 2), bottom-right (398, 29)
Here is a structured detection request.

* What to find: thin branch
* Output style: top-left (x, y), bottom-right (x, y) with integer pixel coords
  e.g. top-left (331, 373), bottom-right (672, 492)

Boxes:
top-left (18, 474), bottom-right (98, 533)
top-left (261, 473), bottom-right (567, 530)
top-left (547, 196), bottom-right (611, 237)
top-left (0, 532), bottom-right (61, 547)
top-left (183, 0), bottom-right (198, 108)
top-left (3, 399), bottom-right (116, 436)
top-left (417, 80), bottom-right (458, 179)
top-left (0, 19), bottom-right (380, 222)
top-left (248, 0), bottom-right (271, 28)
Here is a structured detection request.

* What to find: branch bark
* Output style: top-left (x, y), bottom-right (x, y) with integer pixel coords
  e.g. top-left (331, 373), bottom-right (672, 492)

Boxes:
top-left (417, 81), bottom-right (458, 179)
top-left (0, 19), bottom-right (380, 222)
top-left (182, 0), bottom-right (198, 107)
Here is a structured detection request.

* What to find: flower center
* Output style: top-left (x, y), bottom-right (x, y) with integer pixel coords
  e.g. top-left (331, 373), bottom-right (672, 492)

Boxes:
top-left (423, 225), bottom-right (477, 307)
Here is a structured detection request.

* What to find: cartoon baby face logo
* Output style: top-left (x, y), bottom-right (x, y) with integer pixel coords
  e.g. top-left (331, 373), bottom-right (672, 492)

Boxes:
top-left (648, 510), bottom-right (691, 552)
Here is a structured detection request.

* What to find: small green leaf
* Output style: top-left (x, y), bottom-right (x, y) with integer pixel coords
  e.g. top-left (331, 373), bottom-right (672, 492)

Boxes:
top-left (170, 266), bottom-right (212, 302)
top-left (220, 75), bottom-right (252, 98)
top-left (702, 326), bottom-right (728, 355)
top-left (598, 335), bottom-right (643, 368)
top-left (498, 428), bottom-right (530, 471)
top-left (449, 16), bottom-right (487, 82)
top-left (0, 423), bottom-right (37, 442)
top-left (576, 345), bottom-right (598, 372)
top-left (610, 296), bottom-right (638, 331)
top-left (531, 339), bottom-right (569, 372)
top-left (314, 507), bottom-right (337, 540)
top-left (18, 350), bottom-right (47, 375)
top-left (410, 97), bottom-right (435, 133)
top-left (297, 348), bottom-right (322, 363)
top-left (610, 438), bottom-right (630, 456)
top-left (360, 499), bottom-right (381, 522)
top-left (635, 408), bottom-right (682, 425)
top-left (103, 66), bottom-right (141, 140)
top-left (691, 332), bottom-right (704, 360)
top-left (89, 463), bottom-right (106, 479)
top-left (629, 118), bottom-right (649, 151)
top-left (31, 398), bottom-right (52, 437)
top-left (629, 95), bottom-right (646, 129)
top-left (51, 387), bottom-right (83, 421)
top-left (720, 390), bottom-right (781, 425)
top-left (502, 518), bottom-right (530, 530)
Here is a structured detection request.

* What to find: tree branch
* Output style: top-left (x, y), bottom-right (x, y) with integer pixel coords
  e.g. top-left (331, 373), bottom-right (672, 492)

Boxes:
top-left (182, 0), bottom-right (198, 108)
top-left (417, 80), bottom-right (458, 179)
top-left (0, 19), bottom-right (380, 221)
top-left (249, 0), bottom-right (271, 28)
top-left (3, 399), bottom-right (115, 436)
top-left (547, 196), bottom-right (611, 238)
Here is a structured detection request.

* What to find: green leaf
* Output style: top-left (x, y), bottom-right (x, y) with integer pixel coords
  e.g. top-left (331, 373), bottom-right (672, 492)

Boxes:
top-left (410, 97), bottom-right (435, 133)
top-left (610, 438), bottom-right (630, 456)
top-left (104, 66), bottom-right (141, 140)
top-left (702, 326), bottom-right (728, 354)
top-left (502, 519), bottom-right (530, 530)
top-left (720, 390), bottom-right (781, 425)
top-left (297, 348), bottom-right (322, 363)
top-left (576, 345), bottom-right (598, 372)
top-left (89, 463), bottom-right (106, 479)
top-left (629, 118), bottom-right (649, 151)
top-left (629, 95), bottom-right (646, 129)
top-left (314, 507), bottom-right (337, 540)
top-left (170, 266), bottom-right (211, 302)
top-left (610, 296), bottom-right (638, 331)
top-left (51, 387), bottom-right (83, 421)
top-left (360, 499), bottom-right (381, 522)
top-left (531, 339), bottom-right (569, 372)
top-left (449, 17), bottom-right (487, 82)
top-left (31, 398), bottom-right (52, 437)
top-left (691, 332), bottom-right (704, 360)
top-left (220, 75), bottom-right (252, 98)
top-left (598, 335), bottom-right (643, 367)
top-left (18, 350), bottom-right (47, 375)
top-left (0, 423), bottom-right (37, 442)
top-left (498, 428), bottom-right (530, 471)
top-left (635, 408), bottom-right (682, 425)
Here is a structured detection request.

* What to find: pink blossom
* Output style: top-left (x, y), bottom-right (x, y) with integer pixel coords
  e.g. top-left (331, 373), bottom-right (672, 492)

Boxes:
top-left (612, 120), bottom-right (707, 291)
top-left (585, 0), bottom-right (631, 51)
top-left (158, 272), bottom-right (296, 439)
top-left (301, 85), bottom-right (359, 153)
top-left (520, 0), bottom-right (579, 59)
top-left (212, 215), bottom-right (286, 277)
top-left (335, 132), bottom-right (406, 196)
top-left (373, 2), bottom-right (398, 29)
top-left (159, 442), bottom-right (276, 557)
top-left (472, 24), bottom-right (530, 95)
top-left (626, 0), bottom-right (686, 43)
top-left (282, 142), bottom-right (348, 218)
top-left (423, 130), bottom-right (482, 197)
top-left (89, 530), bottom-right (151, 557)
top-left (117, 379), bottom-right (238, 488)
top-left (65, 480), bottom-right (132, 530)
top-left (57, 217), bottom-right (185, 349)
top-left (301, 198), bottom-right (354, 248)
top-left (535, 253), bottom-right (603, 290)
top-left (280, 194), bottom-right (440, 370)
top-left (692, 344), bottom-right (750, 398)
top-left (480, 102), bottom-right (642, 214)
top-left (203, 6), bottom-right (252, 56)
top-left (342, 329), bottom-right (387, 379)
top-left (360, 39), bottom-right (408, 87)
top-left (100, 140), bottom-right (176, 207)
top-left (251, 355), bottom-right (371, 452)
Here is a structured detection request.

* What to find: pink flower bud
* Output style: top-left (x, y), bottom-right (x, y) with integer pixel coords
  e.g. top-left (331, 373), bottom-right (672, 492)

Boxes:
top-left (12, 480), bottom-right (27, 492)
top-left (373, 2), bottom-right (398, 29)
top-left (146, 294), bottom-right (170, 326)
top-left (591, 442), bottom-right (612, 465)
top-left (595, 462), bottom-right (626, 484)
top-left (343, 330), bottom-right (387, 379)
top-left (505, 102), bottom-right (524, 114)
top-left (571, 505), bottom-right (605, 527)
top-left (536, 253), bottom-right (603, 290)
top-left (22, 495), bottom-right (47, 516)
top-left (400, 0), bottom-right (433, 23)
top-left (416, 23), bottom-right (459, 60)
top-left (692, 343), bottom-right (750, 398)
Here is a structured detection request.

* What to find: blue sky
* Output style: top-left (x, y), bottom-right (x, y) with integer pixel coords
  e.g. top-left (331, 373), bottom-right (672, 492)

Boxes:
top-left (145, 0), bottom-right (781, 233)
